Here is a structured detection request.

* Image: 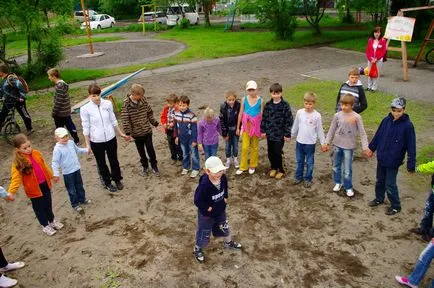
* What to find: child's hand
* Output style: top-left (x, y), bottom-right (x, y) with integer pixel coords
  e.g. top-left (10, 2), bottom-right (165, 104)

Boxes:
top-left (207, 207), bottom-right (212, 212)
top-left (224, 198), bottom-right (227, 204)
top-left (53, 176), bottom-right (60, 183)
top-left (192, 142), bottom-right (197, 147)
top-left (321, 144), bottom-right (328, 152)
top-left (261, 133), bottom-right (266, 138)
top-left (198, 144), bottom-right (203, 152)
top-left (236, 129), bottom-right (241, 136)
top-left (5, 193), bottom-right (15, 202)
top-left (284, 136), bottom-right (291, 142)
top-left (175, 137), bottom-right (179, 145)
top-left (224, 136), bottom-right (229, 141)
top-left (363, 149), bottom-right (373, 158)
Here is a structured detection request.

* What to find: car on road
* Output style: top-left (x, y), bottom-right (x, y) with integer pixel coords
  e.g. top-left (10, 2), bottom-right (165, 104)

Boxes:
top-left (138, 11), bottom-right (167, 24)
top-left (74, 10), bottom-right (98, 22)
top-left (80, 14), bottom-right (116, 30)
top-left (166, 4), bottom-right (199, 26)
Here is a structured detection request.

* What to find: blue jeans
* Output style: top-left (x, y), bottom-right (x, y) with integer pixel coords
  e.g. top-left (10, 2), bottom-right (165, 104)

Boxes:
top-left (374, 163), bottom-right (400, 209)
top-left (195, 211), bottom-right (229, 248)
top-left (225, 131), bottom-right (239, 158)
top-left (295, 142), bottom-right (316, 181)
top-left (408, 241), bottom-right (434, 286)
top-left (63, 170), bottom-right (86, 208)
top-left (180, 139), bottom-right (200, 171)
top-left (332, 146), bottom-right (353, 190)
top-left (420, 190), bottom-right (434, 235)
top-left (203, 143), bottom-right (218, 160)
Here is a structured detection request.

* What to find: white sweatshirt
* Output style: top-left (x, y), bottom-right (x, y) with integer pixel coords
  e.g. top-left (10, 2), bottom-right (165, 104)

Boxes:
top-left (80, 99), bottom-right (118, 143)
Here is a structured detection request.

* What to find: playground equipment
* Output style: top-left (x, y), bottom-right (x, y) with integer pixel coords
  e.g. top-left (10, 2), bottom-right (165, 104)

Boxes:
top-left (141, 1), bottom-right (158, 34)
top-left (414, 18), bottom-right (434, 66)
top-left (224, 0), bottom-right (238, 31)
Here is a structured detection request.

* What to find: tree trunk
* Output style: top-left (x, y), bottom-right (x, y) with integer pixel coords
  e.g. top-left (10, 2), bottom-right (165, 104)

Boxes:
top-left (44, 8), bottom-right (50, 28)
top-left (0, 33), bottom-right (6, 60)
top-left (313, 23), bottom-right (321, 35)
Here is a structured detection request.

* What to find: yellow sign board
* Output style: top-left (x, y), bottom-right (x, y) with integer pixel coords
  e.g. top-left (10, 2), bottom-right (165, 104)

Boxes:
top-left (385, 16), bottom-right (416, 42)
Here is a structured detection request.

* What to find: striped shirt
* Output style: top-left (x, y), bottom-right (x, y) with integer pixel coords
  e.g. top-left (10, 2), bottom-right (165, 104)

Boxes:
top-left (52, 80), bottom-right (71, 117)
top-left (121, 96), bottom-right (158, 137)
top-left (174, 108), bottom-right (198, 142)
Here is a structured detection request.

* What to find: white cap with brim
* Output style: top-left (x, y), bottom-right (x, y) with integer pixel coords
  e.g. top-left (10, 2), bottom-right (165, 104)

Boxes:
top-left (55, 127), bottom-right (69, 138)
top-left (391, 97), bottom-right (406, 109)
top-left (205, 156), bottom-right (227, 174)
top-left (246, 80), bottom-right (257, 91)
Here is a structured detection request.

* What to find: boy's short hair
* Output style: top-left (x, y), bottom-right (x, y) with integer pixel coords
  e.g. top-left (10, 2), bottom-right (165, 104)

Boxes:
top-left (179, 95), bottom-right (190, 105)
top-left (88, 84), bottom-right (101, 95)
top-left (130, 83), bottom-right (145, 96)
top-left (348, 67), bottom-right (360, 76)
top-left (203, 107), bottom-right (215, 118)
top-left (47, 68), bottom-right (60, 78)
top-left (340, 93), bottom-right (355, 105)
top-left (304, 92), bottom-right (317, 103)
top-left (269, 83), bottom-right (283, 93)
top-left (225, 90), bottom-right (237, 99)
top-left (166, 93), bottom-right (177, 103)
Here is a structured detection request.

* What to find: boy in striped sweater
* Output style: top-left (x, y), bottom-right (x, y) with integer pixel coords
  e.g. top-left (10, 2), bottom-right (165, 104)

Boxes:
top-left (121, 84), bottom-right (160, 176)
top-left (335, 67), bottom-right (368, 114)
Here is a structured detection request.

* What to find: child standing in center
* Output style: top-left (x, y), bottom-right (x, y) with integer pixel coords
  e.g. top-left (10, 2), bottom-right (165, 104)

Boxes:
top-left (160, 94), bottom-right (183, 165)
top-left (325, 94), bottom-right (370, 197)
top-left (260, 83), bottom-right (293, 180)
top-left (198, 107), bottom-right (221, 160)
top-left (220, 91), bottom-right (241, 169)
top-left (6, 134), bottom-right (64, 236)
top-left (291, 92), bottom-right (327, 187)
top-left (236, 80), bottom-right (263, 175)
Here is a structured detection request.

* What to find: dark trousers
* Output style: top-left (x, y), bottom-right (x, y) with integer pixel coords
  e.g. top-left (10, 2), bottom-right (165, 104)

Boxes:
top-left (0, 247), bottom-right (8, 268)
top-left (134, 133), bottom-right (158, 169)
top-left (374, 163), bottom-right (400, 209)
top-left (0, 100), bottom-right (32, 131)
top-left (167, 129), bottom-right (182, 161)
top-left (30, 181), bottom-right (55, 226)
top-left (90, 137), bottom-right (122, 186)
top-left (63, 170), bottom-right (86, 208)
top-left (420, 191), bottom-right (434, 235)
top-left (267, 139), bottom-right (285, 172)
top-left (54, 116), bottom-right (80, 144)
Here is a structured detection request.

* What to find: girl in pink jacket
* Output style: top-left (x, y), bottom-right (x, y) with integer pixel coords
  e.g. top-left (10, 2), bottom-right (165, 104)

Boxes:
top-left (365, 26), bottom-right (387, 92)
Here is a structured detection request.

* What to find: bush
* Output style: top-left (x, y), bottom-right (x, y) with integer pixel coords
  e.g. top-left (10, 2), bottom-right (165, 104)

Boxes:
top-left (179, 17), bottom-right (190, 29)
top-left (257, 0), bottom-right (297, 40)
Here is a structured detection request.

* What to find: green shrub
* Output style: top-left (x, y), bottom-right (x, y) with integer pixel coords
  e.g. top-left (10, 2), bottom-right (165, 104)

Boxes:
top-left (179, 17), bottom-right (190, 29)
top-left (257, 0), bottom-right (298, 40)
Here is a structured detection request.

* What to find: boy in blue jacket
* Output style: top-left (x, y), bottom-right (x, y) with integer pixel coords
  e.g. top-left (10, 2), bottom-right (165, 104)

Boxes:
top-left (367, 97), bottom-right (416, 215)
top-left (193, 156), bottom-right (242, 263)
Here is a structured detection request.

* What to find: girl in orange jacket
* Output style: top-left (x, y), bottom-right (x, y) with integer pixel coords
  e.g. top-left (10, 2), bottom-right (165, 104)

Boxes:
top-left (6, 134), bottom-right (64, 236)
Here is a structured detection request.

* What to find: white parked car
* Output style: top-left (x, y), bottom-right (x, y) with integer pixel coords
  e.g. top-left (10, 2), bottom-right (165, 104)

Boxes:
top-left (166, 4), bottom-right (199, 26)
top-left (80, 14), bottom-right (116, 30)
top-left (138, 11), bottom-right (167, 25)
top-left (74, 10), bottom-right (98, 22)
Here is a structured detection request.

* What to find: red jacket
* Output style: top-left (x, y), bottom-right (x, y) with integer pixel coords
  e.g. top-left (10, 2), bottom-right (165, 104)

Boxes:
top-left (366, 37), bottom-right (387, 62)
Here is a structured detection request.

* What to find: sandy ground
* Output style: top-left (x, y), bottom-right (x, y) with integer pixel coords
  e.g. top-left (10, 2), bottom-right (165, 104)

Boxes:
top-left (1, 46), bottom-right (434, 288)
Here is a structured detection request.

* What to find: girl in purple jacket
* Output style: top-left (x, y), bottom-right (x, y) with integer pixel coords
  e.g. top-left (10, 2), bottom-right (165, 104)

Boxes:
top-left (198, 107), bottom-right (221, 160)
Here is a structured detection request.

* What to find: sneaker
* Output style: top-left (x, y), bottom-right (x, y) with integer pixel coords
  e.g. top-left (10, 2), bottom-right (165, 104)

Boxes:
top-left (49, 220), bottom-right (64, 230)
top-left (275, 172), bottom-right (284, 180)
top-left (0, 262), bottom-right (25, 273)
top-left (233, 158), bottom-right (240, 169)
top-left (346, 189), bottom-right (354, 197)
top-left (82, 199), bottom-right (92, 205)
top-left (115, 181), bottom-right (124, 190)
top-left (248, 168), bottom-right (255, 175)
top-left (235, 169), bottom-right (244, 175)
top-left (386, 207), bottom-right (401, 216)
top-left (105, 183), bottom-right (117, 192)
top-left (223, 240), bottom-right (242, 249)
top-left (365, 87), bottom-right (371, 91)
top-left (176, 160), bottom-right (183, 167)
top-left (152, 167), bottom-right (160, 177)
top-left (224, 158), bottom-right (231, 168)
top-left (193, 247), bottom-right (205, 263)
top-left (140, 167), bottom-right (149, 176)
top-left (332, 183), bottom-right (342, 192)
top-left (0, 275), bottom-right (18, 288)
top-left (190, 170), bottom-right (199, 178)
top-left (304, 181), bottom-right (313, 188)
top-left (181, 169), bottom-right (189, 175)
top-left (368, 199), bottom-right (384, 207)
top-left (395, 276), bottom-right (417, 288)
top-left (409, 227), bottom-right (425, 235)
top-left (269, 169), bottom-right (277, 178)
top-left (73, 206), bottom-right (83, 212)
top-left (42, 225), bottom-right (56, 236)
top-left (292, 179), bottom-right (303, 185)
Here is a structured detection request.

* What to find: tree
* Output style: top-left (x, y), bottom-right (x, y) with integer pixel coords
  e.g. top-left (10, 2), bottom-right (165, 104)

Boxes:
top-left (302, 0), bottom-right (327, 35)
top-left (257, 0), bottom-right (298, 40)
top-left (196, 0), bottom-right (216, 27)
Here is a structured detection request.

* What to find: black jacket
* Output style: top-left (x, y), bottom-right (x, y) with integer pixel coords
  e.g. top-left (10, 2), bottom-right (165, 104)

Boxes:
top-left (194, 174), bottom-right (228, 217)
top-left (219, 100), bottom-right (240, 137)
top-left (260, 99), bottom-right (293, 141)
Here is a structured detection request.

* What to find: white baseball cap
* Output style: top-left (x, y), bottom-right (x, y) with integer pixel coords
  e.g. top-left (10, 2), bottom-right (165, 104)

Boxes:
top-left (246, 80), bottom-right (257, 91)
top-left (205, 156), bottom-right (227, 173)
top-left (55, 127), bottom-right (68, 138)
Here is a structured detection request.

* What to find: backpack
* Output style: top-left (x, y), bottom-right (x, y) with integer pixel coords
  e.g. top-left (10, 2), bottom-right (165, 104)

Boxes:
top-left (7, 74), bottom-right (29, 94)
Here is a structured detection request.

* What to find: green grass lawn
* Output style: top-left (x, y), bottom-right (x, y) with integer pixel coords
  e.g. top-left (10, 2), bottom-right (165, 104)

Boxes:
top-left (332, 37), bottom-right (434, 61)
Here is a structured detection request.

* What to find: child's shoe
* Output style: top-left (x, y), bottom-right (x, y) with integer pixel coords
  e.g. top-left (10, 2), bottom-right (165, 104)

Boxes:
top-left (190, 170), bottom-right (199, 178)
top-left (292, 179), bottom-right (303, 185)
top-left (269, 169), bottom-right (277, 178)
top-left (152, 167), bottom-right (160, 177)
top-left (346, 189), bottom-right (354, 197)
top-left (115, 181), bottom-right (124, 190)
top-left (42, 225), bottom-right (56, 236)
top-left (395, 276), bottom-right (418, 288)
top-left (233, 157), bottom-right (240, 169)
top-left (235, 169), bottom-right (244, 175)
top-left (224, 158), bottom-right (231, 168)
top-left (82, 199), bottom-right (92, 205)
top-left (193, 247), bottom-right (205, 263)
top-left (304, 181), bottom-right (313, 188)
top-left (386, 207), bottom-right (401, 216)
top-left (0, 274), bottom-right (18, 288)
top-left (368, 199), bottom-right (384, 207)
top-left (73, 206), bottom-right (83, 213)
top-left (49, 219), bottom-right (64, 230)
top-left (275, 172), bottom-right (284, 180)
top-left (181, 169), bottom-right (189, 175)
top-left (0, 262), bottom-right (25, 273)
top-left (223, 240), bottom-right (242, 249)
top-left (248, 168), bottom-right (255, 175)
top-left (332, 183), bottom-right (342, 192)
top-left (140, 167), bottom-right (149, 176)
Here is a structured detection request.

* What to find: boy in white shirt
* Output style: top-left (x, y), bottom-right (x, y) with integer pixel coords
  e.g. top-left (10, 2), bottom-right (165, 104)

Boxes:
top-left (291, 92), bottom-right (327, 188)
